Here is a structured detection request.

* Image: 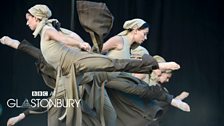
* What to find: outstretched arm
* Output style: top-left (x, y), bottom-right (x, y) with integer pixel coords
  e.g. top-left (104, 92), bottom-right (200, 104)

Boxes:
top-left (44, 27), bottom-right (91, 51)
top-left (102, 36), bottom-right (123, 53)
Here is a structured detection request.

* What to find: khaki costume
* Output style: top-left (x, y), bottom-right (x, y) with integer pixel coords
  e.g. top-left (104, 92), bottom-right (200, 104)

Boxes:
top-left (18, 39), bottom-right (173, 126)
top-left (19, 3), bottom-right (174, 126)
top-left (28, 4), bottom-right (159, 126)
top-left (105, 21), bottom-right (169, 125)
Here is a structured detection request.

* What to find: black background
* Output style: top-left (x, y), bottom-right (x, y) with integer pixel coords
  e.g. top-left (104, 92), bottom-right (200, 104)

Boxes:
top-left (0, 0), bottom-right (223, 126)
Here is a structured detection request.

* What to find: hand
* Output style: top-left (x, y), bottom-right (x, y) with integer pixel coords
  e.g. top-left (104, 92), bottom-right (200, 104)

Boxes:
top-left (0, 36), bottom-right (20, 49)
top-left (79, 42), bottom-right (91, 52)
top-left (7, 113), bottom-right (25, 126)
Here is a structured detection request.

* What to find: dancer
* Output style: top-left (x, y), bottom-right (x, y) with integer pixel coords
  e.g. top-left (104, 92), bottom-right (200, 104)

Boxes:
top-left (102, 18), bottom-right (189, 111)
top-left (101, 19), bottom-right (190, 125)
top-left (131, 46), bottom-right (189, 126)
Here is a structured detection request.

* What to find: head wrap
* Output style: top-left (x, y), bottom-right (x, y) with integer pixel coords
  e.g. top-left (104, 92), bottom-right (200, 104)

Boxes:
top-left (118, 18), bottom-right (146, 36)
top-left (153, 55), bottom-right (172, 73)
top-left (149, 55), bottom-right (168, 85)
top-left (153, 55), bottom-right (166, 63)
top-left (28, 4), bottom-right (52, 20)
top-left (131, 46), bottom-right (149, 58)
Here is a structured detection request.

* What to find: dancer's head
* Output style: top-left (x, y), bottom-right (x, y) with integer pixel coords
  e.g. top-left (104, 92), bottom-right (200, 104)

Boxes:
top-left (26, 4), bottom-right (52, 31)
top-left (151, 55), bottom-right (173, 84)
top-left (119, 18), bottom-right (150, 49)
top-left (131, 46), bottom-right (149, 59)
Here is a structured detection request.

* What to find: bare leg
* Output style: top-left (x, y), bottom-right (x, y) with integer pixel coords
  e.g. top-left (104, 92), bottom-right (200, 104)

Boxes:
top-left (7, 113), bottom-right (25, 126)
top-left (171, 99), bottom-right (190, 112)
top-left (175, 91), bottom-right (189, 100)
top-left (0, 36), bottom-right (20, 49)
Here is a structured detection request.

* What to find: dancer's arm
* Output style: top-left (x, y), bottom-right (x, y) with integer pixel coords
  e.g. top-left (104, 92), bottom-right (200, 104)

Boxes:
top-left (44, 27), bottom-right (91, 51)
top-left (102, 36), bottom-right (123, 52)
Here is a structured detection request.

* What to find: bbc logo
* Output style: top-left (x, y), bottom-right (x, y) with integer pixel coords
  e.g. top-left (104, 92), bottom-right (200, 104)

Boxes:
top-left (32, 91), bottom-right (48, 96)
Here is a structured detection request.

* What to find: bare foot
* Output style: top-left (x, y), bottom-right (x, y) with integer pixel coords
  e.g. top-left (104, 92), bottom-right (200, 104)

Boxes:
top-left (0, 36), bottom-right (20, 49)
top-left (175, 91), bottom-right (189, 100)
top-left (159, 62), bottom-right (180, 71)
top-left (7, 113), bottom-right (25, 126)
top-left (171, 99), bottom-right (190, 112)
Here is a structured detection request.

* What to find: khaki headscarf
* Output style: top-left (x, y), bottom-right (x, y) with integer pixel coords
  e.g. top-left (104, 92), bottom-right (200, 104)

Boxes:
top-left (28, 4), bottom-right (52, 20)
top-left (153, 55), bottom-right (172, 73)
top-left (131, 46), bottom-right (149, 58)
top-left (153, 55), bottom-right (166, 63)
top-left (149, 55), bottom-right (172, 85)
top-left (118, 18), bottom-right (146, 36)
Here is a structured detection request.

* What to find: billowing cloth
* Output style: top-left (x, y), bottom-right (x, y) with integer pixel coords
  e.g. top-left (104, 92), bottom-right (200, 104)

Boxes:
top-left (77, 1), bottom-right (114, 53)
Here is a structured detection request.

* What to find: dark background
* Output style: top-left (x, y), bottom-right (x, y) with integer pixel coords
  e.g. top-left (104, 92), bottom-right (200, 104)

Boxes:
top-left (0, 0), bottom-right (223, 126)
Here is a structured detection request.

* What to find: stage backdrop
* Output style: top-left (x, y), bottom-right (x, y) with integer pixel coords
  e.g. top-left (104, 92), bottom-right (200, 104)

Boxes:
top-left (0, 0), bottom-right (223, 126)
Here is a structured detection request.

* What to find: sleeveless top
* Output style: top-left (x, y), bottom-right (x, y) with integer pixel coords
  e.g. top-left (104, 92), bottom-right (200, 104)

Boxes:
top-left (40, 25), bottom-right (68, 69)
top-left (107, 36), bottom-right (131, 59)
top-left (106, 35), bottom-right (131, 75)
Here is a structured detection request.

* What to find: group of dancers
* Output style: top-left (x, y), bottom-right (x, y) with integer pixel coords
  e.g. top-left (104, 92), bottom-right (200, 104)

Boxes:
top-left (0, 1), bottom-right (190, 126)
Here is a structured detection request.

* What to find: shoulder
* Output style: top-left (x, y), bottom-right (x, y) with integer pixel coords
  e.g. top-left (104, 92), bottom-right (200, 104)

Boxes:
top-left (43, 26), bottom-right (58, 36)
top-left (42, 25), bottom-right (59, 41)
top-left (107, 35), bottom-right (123, 45)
